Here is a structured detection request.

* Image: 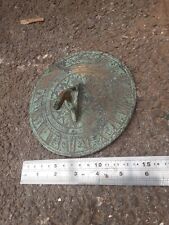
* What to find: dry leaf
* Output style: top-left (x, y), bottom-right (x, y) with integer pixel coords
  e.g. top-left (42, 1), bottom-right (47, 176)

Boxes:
top-left (20, 17), bottom-right (44, 25)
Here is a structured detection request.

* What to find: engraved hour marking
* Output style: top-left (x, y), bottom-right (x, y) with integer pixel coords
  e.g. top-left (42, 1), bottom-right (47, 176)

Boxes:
top-left (46, 131), bottom-right (54, 145)
top-left (99, 132), bottom-right (109, 141)
top-left (32, 90), bottom-right (45, 112)
top-left (83, 138), bottom-right (90, 149)
top-left (37, 121), bottom-right (46, 136)
top-left (68, 136), bottom-right (76, 153)
top-left (31, 110), bottom-right (42, 123)
top-left (117, 99), bottom-right (131, 114)
top-left (57, 114), bottom-right (65, 125)
top-left (57, 135), bottom-right (62, 151)
top-left (34, 90), bottom-right (45, 100)
top-left (32, 101), bottom-right (42, 112)
top-left (32, 115), bottom-right (44, 130)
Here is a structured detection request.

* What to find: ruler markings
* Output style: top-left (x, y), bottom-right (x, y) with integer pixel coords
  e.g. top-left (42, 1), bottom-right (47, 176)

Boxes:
top-left (21, 156), bottom-right (169, 186)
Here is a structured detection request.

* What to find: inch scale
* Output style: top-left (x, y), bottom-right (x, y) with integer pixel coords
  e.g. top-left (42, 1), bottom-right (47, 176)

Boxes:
top-left (21, 156), bottom-right (169, 186)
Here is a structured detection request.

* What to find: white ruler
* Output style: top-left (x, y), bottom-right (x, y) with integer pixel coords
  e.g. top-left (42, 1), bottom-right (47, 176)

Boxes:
top-left (20, 156), bottom-right (169, 186)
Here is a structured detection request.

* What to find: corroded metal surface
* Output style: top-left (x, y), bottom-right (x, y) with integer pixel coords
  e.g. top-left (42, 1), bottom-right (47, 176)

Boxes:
top-left (29, 51), bottom-right (136, 157)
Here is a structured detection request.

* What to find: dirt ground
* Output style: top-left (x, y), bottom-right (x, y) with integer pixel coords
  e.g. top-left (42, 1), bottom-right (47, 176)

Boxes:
top-left (0, 0), bottom-right (169, 224)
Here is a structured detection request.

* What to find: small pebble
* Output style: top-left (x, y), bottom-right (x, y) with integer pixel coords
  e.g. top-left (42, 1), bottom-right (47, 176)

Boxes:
top-left (0, 58), bottom-right (4, 64)
top-left (58, 197), bottom-right (62, 202)
top-left (96, 196), bottom-right (103, 207)
top-left (43, 54), bottom-right (48, 59)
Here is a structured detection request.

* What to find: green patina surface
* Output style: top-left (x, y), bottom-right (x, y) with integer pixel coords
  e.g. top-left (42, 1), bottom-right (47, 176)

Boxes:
top-left (29, 51), bottom-right (136, 157)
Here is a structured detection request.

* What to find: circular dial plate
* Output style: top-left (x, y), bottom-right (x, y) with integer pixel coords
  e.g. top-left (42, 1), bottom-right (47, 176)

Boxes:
top-left (29, 51), bottom-right (136, 157)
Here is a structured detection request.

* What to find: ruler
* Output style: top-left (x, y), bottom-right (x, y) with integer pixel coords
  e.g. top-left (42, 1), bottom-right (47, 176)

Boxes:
top-left (20, 156), bottom-right (169, 186)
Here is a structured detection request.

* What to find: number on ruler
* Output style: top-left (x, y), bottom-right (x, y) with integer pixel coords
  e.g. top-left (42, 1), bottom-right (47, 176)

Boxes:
top-left (95, 163), bottom-right (102, 167)
top-left (143, 162), bottom-right (151, 167)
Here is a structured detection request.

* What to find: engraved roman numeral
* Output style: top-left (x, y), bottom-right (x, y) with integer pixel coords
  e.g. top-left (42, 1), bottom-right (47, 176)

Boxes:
top-left (34, 90), bottom-right (45, 101)
top-left (98, 133), bottom-right (109, 143)
top-left (45, 130), bottom-right (54, 145)
top-left (68, 136), bottom-right (76, 153)
top-left (37, 122), bottom-right (46, 136)
top-left (76, 137), bottom-right (90, 150)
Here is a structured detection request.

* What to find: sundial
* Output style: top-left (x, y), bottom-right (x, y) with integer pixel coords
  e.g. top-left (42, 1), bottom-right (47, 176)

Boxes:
top-left (29, 51), bottom-right (136, 157)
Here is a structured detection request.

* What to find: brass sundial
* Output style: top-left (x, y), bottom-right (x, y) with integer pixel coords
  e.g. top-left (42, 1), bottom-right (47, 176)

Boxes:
top-left (29, 51), bottom-right (136, 157)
